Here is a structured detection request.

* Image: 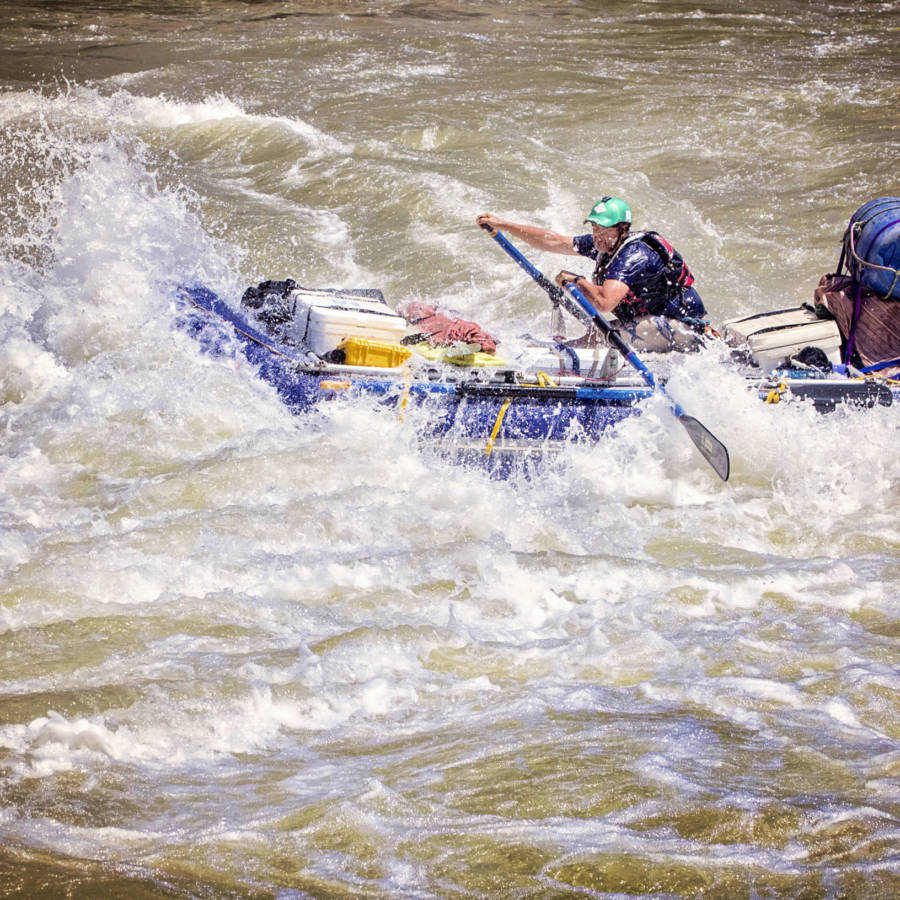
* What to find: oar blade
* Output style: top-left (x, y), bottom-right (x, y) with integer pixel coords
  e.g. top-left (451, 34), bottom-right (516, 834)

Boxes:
top-left (678, 414), bottom-right (730, 481)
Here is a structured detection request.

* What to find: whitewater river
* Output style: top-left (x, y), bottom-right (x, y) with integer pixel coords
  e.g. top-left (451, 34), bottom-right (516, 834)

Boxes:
top-left (1, 2), bottom-right (898, 896)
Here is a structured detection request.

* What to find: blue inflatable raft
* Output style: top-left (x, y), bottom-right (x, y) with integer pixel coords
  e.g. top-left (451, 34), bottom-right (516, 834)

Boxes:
top-left (177, 283), bottom-right (896, 478)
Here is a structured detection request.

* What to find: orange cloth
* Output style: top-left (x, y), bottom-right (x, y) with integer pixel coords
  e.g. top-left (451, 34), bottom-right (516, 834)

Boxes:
top-left (397, 302), bottom-right (498, 354)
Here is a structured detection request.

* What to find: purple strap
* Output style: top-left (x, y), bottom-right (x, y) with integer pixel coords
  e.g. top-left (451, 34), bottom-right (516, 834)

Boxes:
top-left (844, 280), bottom-right (864, 365)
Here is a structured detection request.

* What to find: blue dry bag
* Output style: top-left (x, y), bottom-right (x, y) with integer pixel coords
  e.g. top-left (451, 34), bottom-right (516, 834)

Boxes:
top-left (844, 197), bottom-right (900, 300)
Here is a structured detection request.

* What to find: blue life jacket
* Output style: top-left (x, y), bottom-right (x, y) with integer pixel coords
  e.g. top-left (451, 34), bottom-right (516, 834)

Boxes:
top-left (575, 230), bottom-right (706, 322)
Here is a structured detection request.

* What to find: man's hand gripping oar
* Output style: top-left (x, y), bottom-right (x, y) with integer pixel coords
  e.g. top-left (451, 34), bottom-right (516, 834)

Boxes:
top-left (479, 222), bottom-right (730, 481)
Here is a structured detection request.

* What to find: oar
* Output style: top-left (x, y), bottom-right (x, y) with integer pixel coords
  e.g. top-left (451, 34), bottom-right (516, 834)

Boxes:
top-left (480, 223), bottom-right (730, 481)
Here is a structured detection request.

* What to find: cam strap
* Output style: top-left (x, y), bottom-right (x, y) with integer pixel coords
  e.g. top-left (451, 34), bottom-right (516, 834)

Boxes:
top-left (485, 398), bottom-right (512, 455)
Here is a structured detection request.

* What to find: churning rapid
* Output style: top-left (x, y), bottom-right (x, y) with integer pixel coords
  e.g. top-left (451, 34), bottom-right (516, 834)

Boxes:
top-left (1, 2), bottom-right (898, 897)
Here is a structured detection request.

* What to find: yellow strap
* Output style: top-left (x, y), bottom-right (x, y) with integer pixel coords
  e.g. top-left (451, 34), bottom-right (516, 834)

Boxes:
top-left (397, 374), bottom-right (412, 422)
top-left (485, 397), bottom-right (512, 455)
top-left (520, 371), bottom-right (558, 388)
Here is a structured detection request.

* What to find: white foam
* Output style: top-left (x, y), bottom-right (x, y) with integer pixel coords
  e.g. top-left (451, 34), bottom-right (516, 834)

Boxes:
top-left (0, 322), bottom-right (68, 405)
top-left (0, 86), bottom-right (352, 156)
top-left (0, 713), bottom-right (137, 778)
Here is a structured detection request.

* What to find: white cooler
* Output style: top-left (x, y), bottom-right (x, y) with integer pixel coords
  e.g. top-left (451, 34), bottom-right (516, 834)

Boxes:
top-left (284, 288), bottom-right (407, 356)
top-left (723, 306), bottom-right (842, 372)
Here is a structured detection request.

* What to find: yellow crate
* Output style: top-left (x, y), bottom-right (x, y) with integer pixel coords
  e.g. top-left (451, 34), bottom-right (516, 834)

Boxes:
top-left (340, 337), bottom-right (411, 368)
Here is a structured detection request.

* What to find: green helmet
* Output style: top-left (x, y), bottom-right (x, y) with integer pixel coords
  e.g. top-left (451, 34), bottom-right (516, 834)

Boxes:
top-left (584, 196), bottom-right (632, 227)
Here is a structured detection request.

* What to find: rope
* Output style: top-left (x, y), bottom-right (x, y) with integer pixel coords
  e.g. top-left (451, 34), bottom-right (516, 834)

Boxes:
top-left (764, 381), bottom-right (787, 404)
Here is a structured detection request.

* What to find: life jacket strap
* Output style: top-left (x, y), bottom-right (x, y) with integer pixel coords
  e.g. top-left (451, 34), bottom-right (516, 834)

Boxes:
top-left (593, 231), bottom-right (694, 305)
top-left (639, 232), bottom-right (695, 290)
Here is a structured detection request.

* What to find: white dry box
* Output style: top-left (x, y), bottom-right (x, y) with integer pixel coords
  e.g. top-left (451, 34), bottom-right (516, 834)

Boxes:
top-left (723, 306), bottom-right (842, 372)
top-left (514, 344), bottom-right (620, 379)
top-left (284, 287), bottom-right (407, 356)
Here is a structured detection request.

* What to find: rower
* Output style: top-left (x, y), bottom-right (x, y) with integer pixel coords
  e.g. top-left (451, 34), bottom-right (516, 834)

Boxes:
top-left (477, 198), bottom-right (711, 353)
